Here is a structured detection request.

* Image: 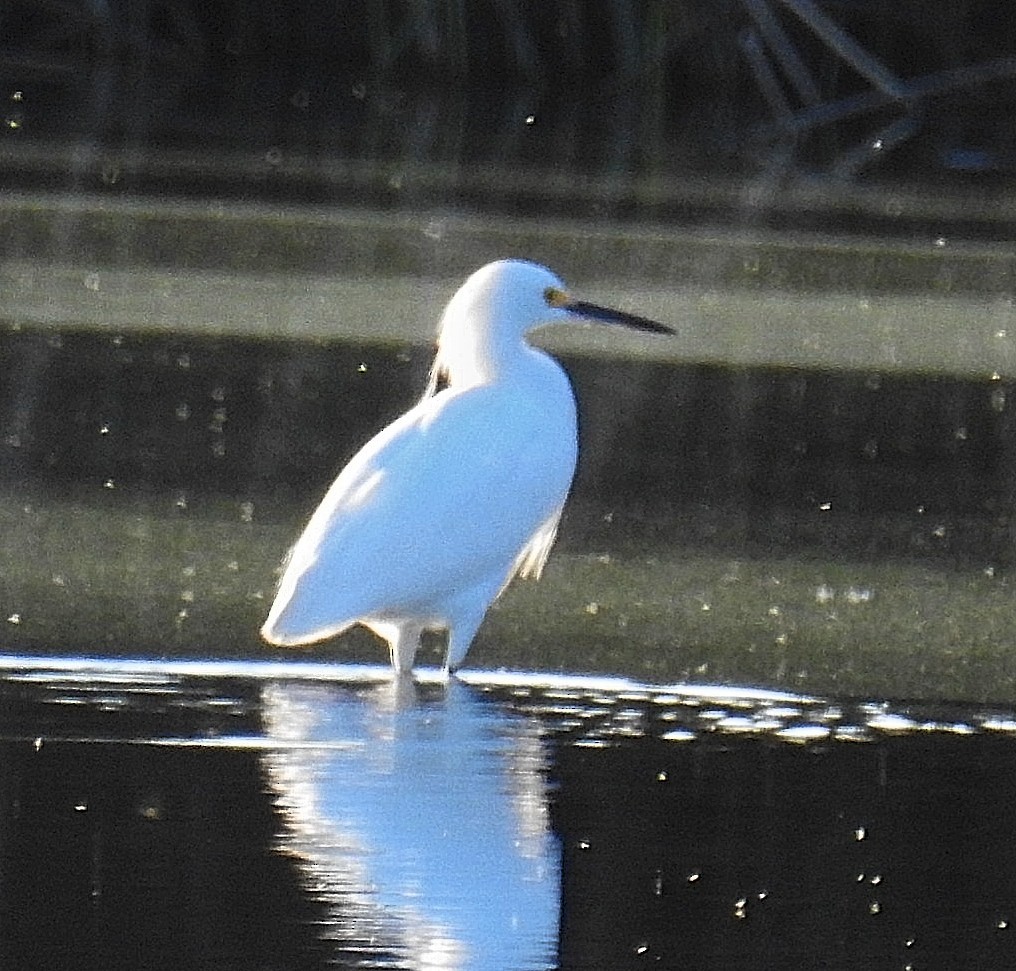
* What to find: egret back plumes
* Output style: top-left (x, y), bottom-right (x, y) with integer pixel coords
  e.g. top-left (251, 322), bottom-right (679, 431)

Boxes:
top-left (261, 259), bottom-right (671, 676)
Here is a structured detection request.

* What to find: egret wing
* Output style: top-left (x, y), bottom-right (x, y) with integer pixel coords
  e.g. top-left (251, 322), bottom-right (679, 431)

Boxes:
top-left (264, 378), bottom-right (576, 645)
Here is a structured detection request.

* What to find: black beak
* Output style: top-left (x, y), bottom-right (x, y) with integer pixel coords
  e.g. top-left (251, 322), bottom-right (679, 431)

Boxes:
top-left (567, 300), bottom-right (674, 335)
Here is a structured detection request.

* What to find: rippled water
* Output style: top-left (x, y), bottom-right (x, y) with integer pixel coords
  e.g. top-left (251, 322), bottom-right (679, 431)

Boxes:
top-left (1, 657), bottom-right (1015, 969)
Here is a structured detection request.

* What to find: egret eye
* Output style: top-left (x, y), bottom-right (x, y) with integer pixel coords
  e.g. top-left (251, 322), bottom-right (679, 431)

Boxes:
top-left (544, 286), bottom-right (570, 308)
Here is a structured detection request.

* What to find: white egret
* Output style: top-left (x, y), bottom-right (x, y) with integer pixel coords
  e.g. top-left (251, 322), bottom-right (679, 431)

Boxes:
top-left (261, 259), bottom-right (671, 675)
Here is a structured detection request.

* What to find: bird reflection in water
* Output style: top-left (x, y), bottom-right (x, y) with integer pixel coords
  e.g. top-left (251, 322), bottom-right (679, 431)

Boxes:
top-left (261, 676), bottom-right (560, 970)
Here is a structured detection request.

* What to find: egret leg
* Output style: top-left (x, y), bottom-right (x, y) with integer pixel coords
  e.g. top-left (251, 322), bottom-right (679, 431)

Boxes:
top-left (388, 623), bottom-right (424, 675)
top-left (443, 613), bottom-right (485, 678)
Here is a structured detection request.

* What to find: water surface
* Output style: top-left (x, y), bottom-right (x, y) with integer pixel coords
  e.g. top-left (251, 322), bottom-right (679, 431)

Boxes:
top-left (1, 657), bottom-right (1015, 969)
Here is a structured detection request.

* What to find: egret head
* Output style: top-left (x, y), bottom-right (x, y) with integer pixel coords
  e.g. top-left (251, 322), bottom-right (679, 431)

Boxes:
top-left (430, 260), bottom-right (671, 390)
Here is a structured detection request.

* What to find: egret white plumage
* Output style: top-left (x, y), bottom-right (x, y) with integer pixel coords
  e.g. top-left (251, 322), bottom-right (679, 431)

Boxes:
top-left (261, 259), bottom-right (671, 676)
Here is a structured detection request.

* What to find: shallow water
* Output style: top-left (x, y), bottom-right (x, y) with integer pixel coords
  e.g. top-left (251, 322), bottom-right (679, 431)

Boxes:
top-left (2, 320), bottom-right (1015, 702)
top-left (2, 657), bottom-right (1016, 970)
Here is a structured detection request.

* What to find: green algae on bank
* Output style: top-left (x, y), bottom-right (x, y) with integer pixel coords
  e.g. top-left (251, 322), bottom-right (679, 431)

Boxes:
top-left (2, 487), bottom-right (1015, 705)
top-left (5, 260), bottom-right (1016, 379)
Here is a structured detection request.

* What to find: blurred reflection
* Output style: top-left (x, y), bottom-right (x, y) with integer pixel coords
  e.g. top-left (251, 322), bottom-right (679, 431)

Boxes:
top-left (262, 677), bottom-right (561, 971)
top-left (4, 661), bottom-right (1016, 968)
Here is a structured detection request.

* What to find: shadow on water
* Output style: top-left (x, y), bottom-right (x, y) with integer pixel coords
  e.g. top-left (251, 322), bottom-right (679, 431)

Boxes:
top-left (1, 659), bottom-right (1016, 969)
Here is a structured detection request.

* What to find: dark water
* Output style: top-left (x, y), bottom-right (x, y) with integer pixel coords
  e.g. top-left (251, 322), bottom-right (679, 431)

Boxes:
top-left (2, 322), bottom-right (1011, 566)
top-left (2, 658), bottom-right (1016, 970)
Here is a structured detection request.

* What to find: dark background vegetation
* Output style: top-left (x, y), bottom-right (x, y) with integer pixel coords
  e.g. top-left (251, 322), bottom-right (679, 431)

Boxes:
top-left (4, 0), bottom-right (1016, 233)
